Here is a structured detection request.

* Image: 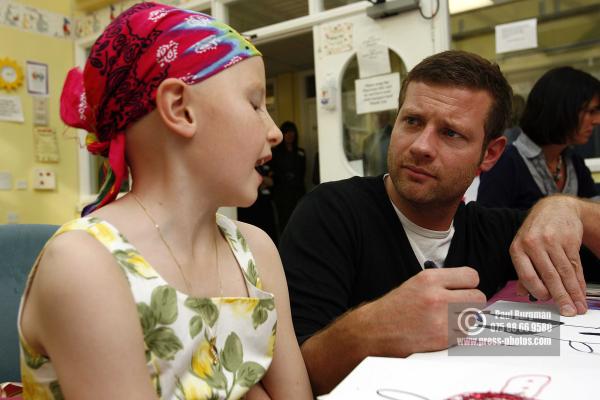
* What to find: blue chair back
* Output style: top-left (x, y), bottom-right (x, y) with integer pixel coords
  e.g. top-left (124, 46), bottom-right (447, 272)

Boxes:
top-left (0, 224), bottom-right (58, 382)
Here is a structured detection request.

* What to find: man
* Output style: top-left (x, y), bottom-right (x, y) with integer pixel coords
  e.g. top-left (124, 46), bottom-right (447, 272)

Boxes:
top-left (279, 50), bottom-right (600, 395)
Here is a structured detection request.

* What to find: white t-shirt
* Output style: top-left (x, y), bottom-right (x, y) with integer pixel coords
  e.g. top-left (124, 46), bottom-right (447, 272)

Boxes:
top-left (384, 174), bottom-right (455, 269)
top-left (390, 201), bottom-right (454, 269)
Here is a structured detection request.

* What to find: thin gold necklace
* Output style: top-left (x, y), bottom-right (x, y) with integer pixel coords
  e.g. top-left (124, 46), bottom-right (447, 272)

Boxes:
top-left (130, 192), bottom-right (222, 297)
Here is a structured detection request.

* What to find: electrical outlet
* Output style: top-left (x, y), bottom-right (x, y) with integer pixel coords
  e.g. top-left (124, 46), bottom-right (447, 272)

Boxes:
top-left (33, 168), bottom-right (56, 190)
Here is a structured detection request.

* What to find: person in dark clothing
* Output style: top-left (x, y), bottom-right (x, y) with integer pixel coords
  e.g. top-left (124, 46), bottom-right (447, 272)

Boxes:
top-left (478, 67), bottom-right (600, 208)
top-left (279, 50), bottom-right (600, 395)
top-left (362, 111), bottom-right (394, 176)
top-left (272, 121), bottom-right (306, 233)
top-left (283, 176), bottom-right (525, 345)
top-left (237, 162), bottom-right (279, 243)
top-left (477, 67), bottom-right (600, 281)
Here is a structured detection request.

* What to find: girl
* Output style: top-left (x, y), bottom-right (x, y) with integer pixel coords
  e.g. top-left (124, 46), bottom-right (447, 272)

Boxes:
top-left (18, 3), bottom-right (312, 399)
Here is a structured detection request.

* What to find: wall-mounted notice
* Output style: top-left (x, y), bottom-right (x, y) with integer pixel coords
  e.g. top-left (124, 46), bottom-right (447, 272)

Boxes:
top-left (27, 61), bottom-right (48, 95)
top-left (0, 95), bottom-right (24, 122)
top-left (495, 18), bottom-right (537, 54)
top-left (32, 95), bottom-right (49, 126)
top-left (34, 126), bottom-right (59, 163)
top-left (355, 22), bottom-right (390, 79)
top-left (355, 72), bottom-right (400, 115)
top-left (321, 21), bottom-right (354, 57)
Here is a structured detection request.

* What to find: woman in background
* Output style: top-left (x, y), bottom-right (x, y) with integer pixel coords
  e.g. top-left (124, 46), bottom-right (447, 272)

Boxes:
top-left (272, 121), bottom-right (306, 234)
top-left (478, 66), bottom-right (600, 209)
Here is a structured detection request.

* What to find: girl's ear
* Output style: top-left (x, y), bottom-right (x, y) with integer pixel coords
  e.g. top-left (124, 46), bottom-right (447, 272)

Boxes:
top-left (155, 78), bottom-right (197, 138)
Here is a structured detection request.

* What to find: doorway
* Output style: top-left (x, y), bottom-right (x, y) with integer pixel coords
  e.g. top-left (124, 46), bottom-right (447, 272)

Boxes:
top-left (237, 31), bottom-right (318, 240)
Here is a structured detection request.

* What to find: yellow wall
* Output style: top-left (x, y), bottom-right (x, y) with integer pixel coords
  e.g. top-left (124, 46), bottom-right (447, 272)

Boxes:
top-left (275, 73), bottom-right (296, 122)
top-left (0, 0), bottom-right (77, 224)
top-left (274, 71), bottom-right (307, 147)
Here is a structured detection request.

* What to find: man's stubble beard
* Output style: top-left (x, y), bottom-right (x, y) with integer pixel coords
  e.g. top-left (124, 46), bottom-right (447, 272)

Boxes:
top-left (388, 156), bottom-right (479, 210)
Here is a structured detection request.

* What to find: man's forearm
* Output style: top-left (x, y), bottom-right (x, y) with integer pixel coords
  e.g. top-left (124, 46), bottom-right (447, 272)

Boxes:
top-left (300, 305), bottom-right (373, 396)
top-left (579, 197), bottom-right (600, 256)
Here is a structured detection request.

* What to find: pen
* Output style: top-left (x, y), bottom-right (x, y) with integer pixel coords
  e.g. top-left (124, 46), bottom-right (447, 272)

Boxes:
top-left (424, 260), bottom-right (438, 269)
top-left (528, 293), bottom-right (537, 302)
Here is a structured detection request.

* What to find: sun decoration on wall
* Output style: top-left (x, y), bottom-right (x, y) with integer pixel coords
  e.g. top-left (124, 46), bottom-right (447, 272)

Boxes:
top-left (0, 58), bottom-right (24, 91)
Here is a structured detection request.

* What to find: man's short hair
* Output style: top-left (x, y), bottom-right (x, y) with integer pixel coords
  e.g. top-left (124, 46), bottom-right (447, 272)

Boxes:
top-left (520, 67), bottom-right (600, 146)
top-left (398, 50), bottom-right (512, 147)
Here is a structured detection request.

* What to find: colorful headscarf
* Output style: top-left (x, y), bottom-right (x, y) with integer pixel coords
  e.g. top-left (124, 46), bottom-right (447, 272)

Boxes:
top-left (60, 2), bottom-right (261, 216)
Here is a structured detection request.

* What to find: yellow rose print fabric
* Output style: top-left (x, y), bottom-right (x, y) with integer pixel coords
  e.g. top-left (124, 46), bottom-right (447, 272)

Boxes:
top-left (18, 214), bottom-right (277, 400)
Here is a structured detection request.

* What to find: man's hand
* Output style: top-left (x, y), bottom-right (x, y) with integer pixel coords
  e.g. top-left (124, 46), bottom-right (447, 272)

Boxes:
top-left (301, 267), bottom-right (485, 395)
top-left (510, 195), bottom-right (587, 316)
top-left (365, 267), bottom-right (486, 356)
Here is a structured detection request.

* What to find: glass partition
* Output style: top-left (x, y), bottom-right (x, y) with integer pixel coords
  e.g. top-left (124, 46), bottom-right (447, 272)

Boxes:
top-left (341, 50), bottom-right (407, 176)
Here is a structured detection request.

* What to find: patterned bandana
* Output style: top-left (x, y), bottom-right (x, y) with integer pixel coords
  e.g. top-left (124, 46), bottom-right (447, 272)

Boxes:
top-left (60, 2), bottom-right (261, 216)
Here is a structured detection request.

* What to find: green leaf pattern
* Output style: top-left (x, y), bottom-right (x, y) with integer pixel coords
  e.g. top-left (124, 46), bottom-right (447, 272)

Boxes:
top-left (190, 332), bottom-right (267, 399)
top-left (136, 286), bottom-right (183, 362)
top-left (237, 362), bottom-right (266, 388)
top-left (152, 285), bottom-right (179, 325)
top-left (19, 215), bottom-right (277, 400)
top-left (185, 298), bottom-right (219, 328)
top-left (221, 333), bottom-right (243, 372)
top-left (22, 341), bottom-right (48, 370)
top-left (49, 381), bottom-right (64, 400)
top-left (252, 298), bottom-right (275, 329)
top-left (245, 259), bottom-right (258, 287)
top-left (190, 315), bottom-right (204, 339)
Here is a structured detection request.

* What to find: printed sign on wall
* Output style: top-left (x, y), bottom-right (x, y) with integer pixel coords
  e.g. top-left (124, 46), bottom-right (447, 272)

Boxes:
top-left (27, 61), bottom-right (48, 95)
top-left (355, 72), bottom-right (400, 115)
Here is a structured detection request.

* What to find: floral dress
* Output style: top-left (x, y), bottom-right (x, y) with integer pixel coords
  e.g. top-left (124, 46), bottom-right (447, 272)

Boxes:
top-left (18, 214), bottom-right (277, 400)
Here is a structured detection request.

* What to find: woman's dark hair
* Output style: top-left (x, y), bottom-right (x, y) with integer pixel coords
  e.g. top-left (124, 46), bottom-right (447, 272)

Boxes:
top-left (520, 67), bottom-right (600, 145)
top-left (279, 121), bottom-right (299, 151)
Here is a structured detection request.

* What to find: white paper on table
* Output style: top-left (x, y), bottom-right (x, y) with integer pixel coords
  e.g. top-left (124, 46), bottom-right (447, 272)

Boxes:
top-left (495, 18), bottom-right (537, 54)
top-left (484, 300), bottom-right (600, 357)
top-left (355, 72), bottom-right (400, 115)
top-left (0, 95), bottom-right (24, 122)
top-left (326, 356), bottom-right (596, 400)
top-left (409, 300), bottom-right (600, 387)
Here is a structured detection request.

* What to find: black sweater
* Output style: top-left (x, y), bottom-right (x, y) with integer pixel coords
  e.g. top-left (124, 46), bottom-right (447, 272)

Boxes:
top-left (478, 144), bottom-right (598, 210)
top-left (279, 176), bottom-right (527, 343)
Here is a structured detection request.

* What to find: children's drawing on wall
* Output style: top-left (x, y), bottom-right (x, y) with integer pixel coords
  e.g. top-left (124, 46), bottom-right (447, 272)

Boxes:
top-left (0, 1), bottom-right (71, 38)
top-left (4, 4), bottom-right (20, 26)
